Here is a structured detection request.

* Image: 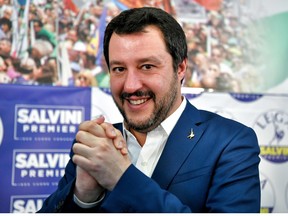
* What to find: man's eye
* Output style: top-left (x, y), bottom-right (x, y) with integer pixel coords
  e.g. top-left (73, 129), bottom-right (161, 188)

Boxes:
top-left (112, 67), bottom-right (125, 73)
top-left (142, 64), bottom-right (153, 70)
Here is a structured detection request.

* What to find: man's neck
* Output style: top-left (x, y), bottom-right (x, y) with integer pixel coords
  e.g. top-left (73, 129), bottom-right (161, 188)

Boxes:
top-left (130, 128), bottom-right (147, 147)
top-left (127, 96), bottom-right (185, 147)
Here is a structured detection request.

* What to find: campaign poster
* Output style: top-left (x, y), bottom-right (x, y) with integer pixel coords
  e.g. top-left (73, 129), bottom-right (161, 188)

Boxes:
top-left (0, 84), bottom-right (91, 213)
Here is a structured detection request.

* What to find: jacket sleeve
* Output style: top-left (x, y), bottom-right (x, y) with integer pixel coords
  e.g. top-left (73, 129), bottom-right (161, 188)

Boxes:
top-left (205, 126), bottom-right (261, 212)
top-left (100, 164), bottom-right (192, 213)
top-left (37, 143), bottom-right (102, 213)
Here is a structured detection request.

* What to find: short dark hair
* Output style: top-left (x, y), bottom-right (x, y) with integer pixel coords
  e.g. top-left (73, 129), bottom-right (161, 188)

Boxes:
top-left (32, 19), bottom-right (43, 28)
top-left (103, 7), bottom-right (187, 72)
top-left (0, 17), bottom-right (12, 30)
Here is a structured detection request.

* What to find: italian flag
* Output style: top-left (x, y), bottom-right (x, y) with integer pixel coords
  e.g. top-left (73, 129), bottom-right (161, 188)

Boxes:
top-left (249, 0), bottom-right (288, 93)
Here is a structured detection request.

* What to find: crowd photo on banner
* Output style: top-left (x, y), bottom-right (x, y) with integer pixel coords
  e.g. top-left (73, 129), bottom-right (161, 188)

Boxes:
top-left (0, 0), bottom-right (270, 93)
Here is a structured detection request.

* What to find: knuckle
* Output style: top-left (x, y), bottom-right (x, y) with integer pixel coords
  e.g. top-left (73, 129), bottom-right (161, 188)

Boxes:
top-left (89, 122), bottom-right (103, 134)
top-left (78, 120), bottom-right (89, 130)
top-left (76, 130), bottom-right (85, 141)
top-left (102, 122), bottom-right (112, 130)
top-left (115, 129), bottom-right (122, 136)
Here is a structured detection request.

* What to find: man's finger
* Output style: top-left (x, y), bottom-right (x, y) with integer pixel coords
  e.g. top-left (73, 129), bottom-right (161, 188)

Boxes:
top-left (101, 123), bottom-right (128, 155)
top-left (78, 116), bottom-right (106, 138)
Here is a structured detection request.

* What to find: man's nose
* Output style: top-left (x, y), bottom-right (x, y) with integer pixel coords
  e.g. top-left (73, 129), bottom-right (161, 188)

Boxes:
top-left (123, 70), bottom-right (143, 93)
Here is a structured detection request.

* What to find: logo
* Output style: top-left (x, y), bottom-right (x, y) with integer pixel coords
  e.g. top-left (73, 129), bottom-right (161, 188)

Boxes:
top-left (10, 195), bottom-right (47, 213)
top-left (14, 104), bottom-right (84, 142)
top-left (229, 93), bottom-right (263, 102)
top-left (260, 173), bottom-right (275, 213)
top-left (0, 116), bottom-right (3, 146)
top-left (12, 149), bottom-right (70, 187)
top-left (253, 110), bottom-right (288, 163)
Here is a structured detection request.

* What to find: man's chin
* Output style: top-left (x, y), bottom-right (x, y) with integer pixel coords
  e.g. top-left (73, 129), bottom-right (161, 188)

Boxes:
top-left (126, 118), bottom-right (158, 133)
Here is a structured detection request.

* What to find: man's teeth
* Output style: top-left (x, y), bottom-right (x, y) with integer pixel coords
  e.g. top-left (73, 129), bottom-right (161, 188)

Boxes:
top-left (129, 99), bottom-right (147, 105)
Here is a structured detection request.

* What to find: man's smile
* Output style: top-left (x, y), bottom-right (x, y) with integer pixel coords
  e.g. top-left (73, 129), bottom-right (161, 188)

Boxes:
top-left (128, 98), bottom-right (149, 105)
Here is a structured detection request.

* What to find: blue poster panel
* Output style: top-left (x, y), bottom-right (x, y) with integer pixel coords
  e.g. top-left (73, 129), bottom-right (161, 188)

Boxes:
top-left (0, 84), bottom-right (91, 213)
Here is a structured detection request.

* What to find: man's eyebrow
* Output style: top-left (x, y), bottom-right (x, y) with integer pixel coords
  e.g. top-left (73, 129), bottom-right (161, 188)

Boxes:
top-left (109, 60), bottom-right (124, 66)
top-left (109, 56), bottom-right (162, 66)
top-left (138, 56), bottom-right (162, 64)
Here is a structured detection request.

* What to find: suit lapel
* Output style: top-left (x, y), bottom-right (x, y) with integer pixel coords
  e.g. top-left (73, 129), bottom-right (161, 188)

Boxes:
top-left (151, 101), bottom-right (204, 189)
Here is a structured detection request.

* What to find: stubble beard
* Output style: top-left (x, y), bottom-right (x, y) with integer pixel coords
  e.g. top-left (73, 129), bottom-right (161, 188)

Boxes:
top-left (112, 75), bottom-right (179, 133)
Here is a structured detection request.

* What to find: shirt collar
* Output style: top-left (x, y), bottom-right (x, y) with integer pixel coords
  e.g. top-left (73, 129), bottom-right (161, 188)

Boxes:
top-left (160, 96), bottom-right (187, 136)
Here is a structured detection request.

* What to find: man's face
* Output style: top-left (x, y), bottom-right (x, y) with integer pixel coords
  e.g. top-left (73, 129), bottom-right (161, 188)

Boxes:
top-left (108, 26), bottom-right (185, 133)
top-left (0, 40), bottom-right (11, 54)
top-left (208, 63), bottom-right (220, 77)
top-left (212, 48), bottom-right (222, 63)
top-left (33, 22), bottom-right (41, 33)
top-left (1, 24), bottom-right (9, 33)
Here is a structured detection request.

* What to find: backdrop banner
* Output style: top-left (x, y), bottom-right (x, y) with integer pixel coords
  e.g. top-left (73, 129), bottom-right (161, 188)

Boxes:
top-left (0, 84), bottom-right (91, 213)
top-left (0, 85), bottom-right (288, 213)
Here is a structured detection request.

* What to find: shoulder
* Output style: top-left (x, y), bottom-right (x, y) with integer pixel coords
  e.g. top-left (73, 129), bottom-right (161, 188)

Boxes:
top-left (185, 101), bottom-right (255, 136)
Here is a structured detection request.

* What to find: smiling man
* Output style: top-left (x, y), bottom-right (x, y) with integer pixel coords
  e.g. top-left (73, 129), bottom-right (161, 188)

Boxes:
top-left (109, 25), bottom-right (184, 143)
top-left (39, 7), bottom-right (260, 213)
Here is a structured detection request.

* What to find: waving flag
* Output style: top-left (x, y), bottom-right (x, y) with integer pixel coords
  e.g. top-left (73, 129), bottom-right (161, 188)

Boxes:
top-left (13, 0), bottom-right (30, 58)
top-left (63, 0), bottom-right (79, 14)
top-left (194, 0), bottom-right (222, 11)
top-left (95, 7), bottom-right (107, 66)
top-left (112, 0), bottom-right (129, 11)
top-left (248, 0), bottom-right (288, 93)
top-left (115, 0), bottom-right (143, 8)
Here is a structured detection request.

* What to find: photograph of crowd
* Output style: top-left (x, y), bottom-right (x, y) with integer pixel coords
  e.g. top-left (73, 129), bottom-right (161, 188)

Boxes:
top-left (0, 0), bottom-right (264, 92)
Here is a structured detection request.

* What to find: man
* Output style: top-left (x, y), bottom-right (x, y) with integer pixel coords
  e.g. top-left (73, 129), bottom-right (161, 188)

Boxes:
top-left (39, 7), bottom-right (260, 213)
top-left (32, 19), bottom-right (57, 48)
top-left (0, 17), bottom-right (12, 40)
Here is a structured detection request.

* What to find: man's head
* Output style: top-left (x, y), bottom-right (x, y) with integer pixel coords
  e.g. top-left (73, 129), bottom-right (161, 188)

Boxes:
top-left (211, 45), bottom-right (224, 64)
top-left (104, 7), bottom-right (188, 133)
top-left (0, 17), bottom-right (12, 34)
top-left (30, 40), bottom-right (53, 59)
top-left (104, 7), bottom-right (187, 72)
top-left (0, 38), bottom-right (11, 55)
top-left (200, 60), bottom-right (221, 89)
top-left (32, 19), bottom-right (43, 33)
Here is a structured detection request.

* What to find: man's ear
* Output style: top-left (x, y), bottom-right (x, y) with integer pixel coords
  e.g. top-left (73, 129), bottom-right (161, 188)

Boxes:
top-left (178, 58), bottom-right (188, 81)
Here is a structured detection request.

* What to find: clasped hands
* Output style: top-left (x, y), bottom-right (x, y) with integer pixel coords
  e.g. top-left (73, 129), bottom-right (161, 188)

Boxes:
top-left (72, 115), bottom-right (131, 203)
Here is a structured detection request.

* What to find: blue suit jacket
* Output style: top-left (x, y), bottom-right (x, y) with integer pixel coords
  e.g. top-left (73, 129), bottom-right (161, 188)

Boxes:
top-left (38, 100), bottom-right (260, 213)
